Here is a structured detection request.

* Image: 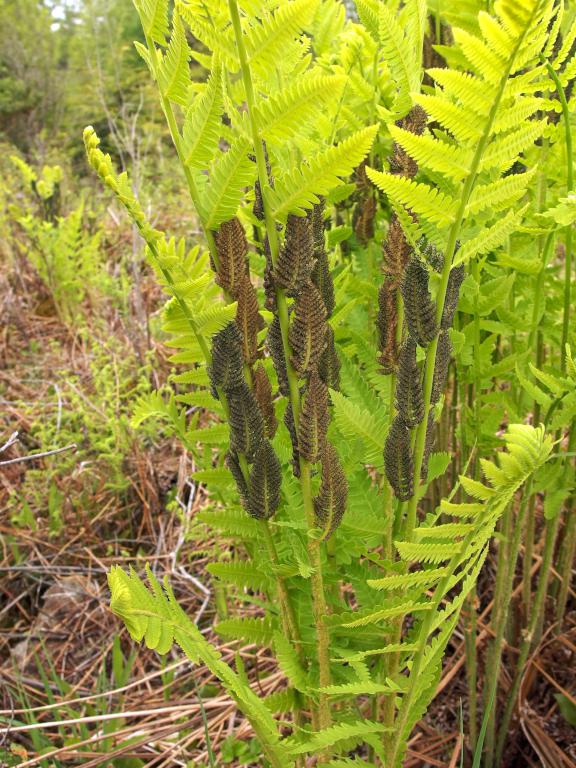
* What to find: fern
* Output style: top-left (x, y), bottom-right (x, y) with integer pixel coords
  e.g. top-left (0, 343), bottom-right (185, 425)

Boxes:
top-left (287, 721), bottom-right (390, 755)
top-left (134, 0), bottom-right (169, 45)
top-left (255, 72), bottom-right (346, 143)
top-left (215, 617), bottom-right (275, 646)
top-left (269, 126), bottom-right (378, 221)
top-left (329, 390), bottom-right (385, 465)
top-left (201, 139), bottom-right (256, 229)
top-left (158, 11), bottom-right (191, 105)
top-left (182, 65), bottom-right (224, 169)
top-left (80, 0), bottom-right (572, 765)
top-left (244, 0), bottom-right (317, 77)
top-left (108, 566), bottom-right (292, 768)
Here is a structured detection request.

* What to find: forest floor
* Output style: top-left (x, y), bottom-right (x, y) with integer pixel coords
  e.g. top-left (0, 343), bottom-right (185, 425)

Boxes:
top-left (0, 258), bottom-right (574, 768)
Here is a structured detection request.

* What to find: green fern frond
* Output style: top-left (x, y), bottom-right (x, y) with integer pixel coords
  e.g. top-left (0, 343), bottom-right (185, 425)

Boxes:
top-left (366, 169), bottom-right (457, 227)
top-left (245, 0), bottom-right (318, 75)
top-left (191, 467), bottom-right (236, 488)
top-left (197, 508), bottom-right (261, 539)
top-left (108, 566), bottom-right (291, 767)
top-left (206, 560), bottom-right (271, 592)
top-left (134, 0), bottom-right (169, 45)
top-left (330, 390), bottom-right (385, 465)
top-left (426, 68), bottom-right (492, 113)
top-left (274, 631), bottom-right (309, 693)
top-left (201, 139), bottom-right (255, 229)
top-left (182, 65), bottom-right (224, 169)
top-left (480, 121), bottom-right (545, 171)
top-left (394, 540), bottom-right (464, 564)
top-left (255, 72), bottom-right (346, 142)
top-left (178, 6), bottom-right (239, 71)
top-left (347, 642), bottom-right (419, 660)
top-left (341, 600), bottom-right (431, 627)
top-left (215, 617), bottom-right (275, 645)
top-left (413, 522), bottom-right (474, 540)
top-left (270, 126), bottom-right (378, 221)
top-left (439, 500), bottom-right (484, 518)
top-left (414, 94), bottom-right (483, 143)
top-left (367, 567), bottom-right (448, 591)
top-left (465, 168), bottom-right (536, 215)
top-left (158, 11), bottom-right (191, 104)
top-left (379, 5), bottom-right (420, 116)
top-left (83, 128), bottom-right (162, 245)
top-left (387, 125), bottom-right (472, 182)
top-left (456, 206), bottom-right (528, 264)
top-left (288, 720), bottom-right (390, 755)
top-left (319, 680), bottom-right (395, 696)
top-left (453, 27), bottom-right (506, 84)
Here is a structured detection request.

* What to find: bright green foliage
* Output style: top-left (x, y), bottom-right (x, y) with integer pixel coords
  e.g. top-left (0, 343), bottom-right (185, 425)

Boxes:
top-left (9, 156), bottom-right (115, 326)
top-left (79, 0), bottom-right (576, 765)
top-left (108, 564), bottom-right (293, 768)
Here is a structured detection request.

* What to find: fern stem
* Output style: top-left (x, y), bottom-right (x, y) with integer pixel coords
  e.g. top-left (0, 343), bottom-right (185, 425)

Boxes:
top-left (388, 527), bottom-right (483, 766)
top-left (555, 500), bottom-right (576, 628)
top-left (464, 257), bottom-right (483, 751)
top-left (522, 234), bottom-right (552, 615)
top-left (226, 0), bottom-right (332, 740)
top-left (493, 431), bottom-right (575, 765)
top-left (259, 519), bottom-right (302, 658)
top-left (541, 57), bottom-right (574, 375)
top-left (402, 11), bottom-right (536, 542)
top-left (482, 489), bottom-right (529, 766)
top-left (143, 34), bottom-right (221, 271)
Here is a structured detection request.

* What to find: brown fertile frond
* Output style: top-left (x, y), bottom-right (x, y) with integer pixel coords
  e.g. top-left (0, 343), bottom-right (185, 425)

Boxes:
top-left (274, 213), bottom-right (315, 296)
top-left (252, 363), bottom-right (277, 438)
top-left (298, 374), bottom-right (330, 462)
top-left (441, 264), bottom-right (465, 330)
top-left (401, 256), bottom-right (438, 346)
top-left (311, 200), bottom-right (326, 256)
top-left (431, 331), bottom-right (452, 405)
top-left (263, 243), bottom-right (276, 311)
top-left (420, 238), bottom-right (444, 273)
top-left (318, 325), bottom-right (341, 390)
top-left (383, 214), bottom-right (411, 277)
top-left (377, 279), bottom-right (399, 374)
top-left (214, 217), bottom-right (249, 297)
top-left (402, 104), bottom-right (427, 136)
top-left (384, 415), bottom-right (414, 501)
top-left (209, 322), bottom-right (245, 396)
top-left (396, 337), bottom-right (424, 427)
top-left (311, 248), bottom-right (335, 317)
top-left (227, 449), bottom-right (249, 506)
top-left (354, 159), bottom-right (371, 192)
top-left (252, 142), bottom-right (273, 221)
top-left (235, 277), bottom-right (264, 365)
top-left (353, 195), bottom-right (377, 245)
top-left (313, 442), bottom-right (348, 540)
top-left (289, 282), bottom-right (328, 376)
top-left (310, 200), bottom-right (335, 316)
top-left (390, 106), bottom-right (427, 177)
top-left (390, 143), bottom-right (418, 178)
top-left (267, 316), bottom-right (289, 396)
top-left (253, 179), bottom-right (264, 221)
top-left (247, 440), bottom-right (282, 520)
top-left (228, 383), bottom-right (264, 460)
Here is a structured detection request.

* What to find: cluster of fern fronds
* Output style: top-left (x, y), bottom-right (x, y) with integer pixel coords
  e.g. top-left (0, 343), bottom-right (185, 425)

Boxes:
top-left (85, 0), bottom-right (575, 765)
